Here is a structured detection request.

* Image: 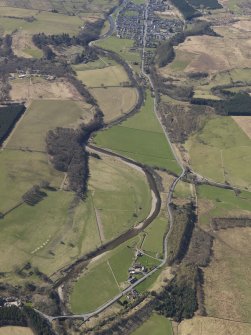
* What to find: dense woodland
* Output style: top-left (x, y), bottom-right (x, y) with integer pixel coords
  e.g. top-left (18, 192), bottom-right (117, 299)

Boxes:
top-left (192, 92), bottom-right (251, 115)
top-left (0, 306), bottom-right (55, 335)
top-left (188, 0), bottom-right (222, 9)
top-left (166, 203), bottom-right (196, 265)
top-left (0, 35), bottom-right (13, 58)
top-left (155, 266), bottom-right (198, 321)
top-left (170, 0), bottom-right (200, 20)
top-left (46, 118), bottom-right (103, 197)
top-left (0, 104), bottom-right (26, 144)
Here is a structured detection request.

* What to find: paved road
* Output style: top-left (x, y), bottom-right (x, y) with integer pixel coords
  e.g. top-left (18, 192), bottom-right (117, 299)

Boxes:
top-left (39, 0), bottom-right (186, 323)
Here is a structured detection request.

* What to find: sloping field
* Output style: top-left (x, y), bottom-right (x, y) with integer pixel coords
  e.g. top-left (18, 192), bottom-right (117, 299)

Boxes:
top-left (204, 227), bottom-right (251, 322)
top-left (178, 316), bottom-right (251, 335)
top-left (94, 91), bottom-right (181, 174)
top-left (172, 26), bottom-right (251, 73)
top-left (0, 327), bottom-right (34, 335)
top-left (185, 116), bottom-right (251, 188)
top-left (10, 77), bottom-right (83, 101)
top-left (7, 99), bottom-right (91, 151)
top-left (77, 65), bottom-right (129, 88)
top-left (90, 87), bottom-right (138, 122)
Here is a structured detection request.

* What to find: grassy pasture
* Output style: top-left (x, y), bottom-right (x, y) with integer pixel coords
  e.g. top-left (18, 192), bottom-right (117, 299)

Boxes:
top-left (132, 314), bottom-right (173, 335)
top-left (197, 185), bottom-right (251, 230)
top-left (96, 36), bottom-right (141, 71)
top-left (0, 7), bottom-right (83, 35)
top-left (89, 155), bottom-right (152, 241)
top-left (0, 190), bottom-right (73, 271)
top-left (0, 150), bottom-right (63, 213)
top-left (70, 237), bottom-right (139, 313)
top-left (76, 65), bottom-right (129, 87)
top-left (72, 57), bottom-right (115, 71)
top-left (0, 327), bottom-right (34, 335)
top-left (0, 189), bottom-right (101, 276)
top-left (185, 116), bottom-right (251, 188)
top-left (7, 100), bottom-right (91, 151)
top-left (204, 227), bottom-right (251, 322)
top-left (90, 87), bottom-right (138, 122)
top-left (69, 262), bottom-right (120, 313)
top-left (174, 181), bottom-right (192, 199)
top-left (94, 91), bottom-right (181, 174)
top-left (178, 316), bottom-right (251, 335)
top-left (142, 213), bottom-right (167, 257)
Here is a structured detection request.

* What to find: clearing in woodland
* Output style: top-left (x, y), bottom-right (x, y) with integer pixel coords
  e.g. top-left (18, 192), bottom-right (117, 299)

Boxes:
top-left (90, 87), bottom-right (138, 123)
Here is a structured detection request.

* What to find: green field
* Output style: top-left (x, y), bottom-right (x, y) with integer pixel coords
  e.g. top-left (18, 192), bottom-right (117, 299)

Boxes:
top-left (0, 187), bottom-right (104, 276)
top-left (94, 91), bottom-right (181, 174)
top-left (76, 64), bottom-right (129, 88)
top-left (197, 185), bottom-right (251, 229)
top-left (185, 116), bottom-right (251, 188)
top-left (0, 7), bottom-right (83, 35)
top-left (72, 56), bottom-right (116, 71)
top-left (0, 0), bottom-right (118, 14)
top-left (71, 261), bottom-right (120, 313)
top-left (174, 181), bottom-right (192, 199)
top-left (96, 36), bottom-right (141, 71)
top-left (142, 212), bottom-right (168, 257)
top-left (89, 155), bottom-right (152, 240)
top-left (132, 314), bottom-right (173, 335)
top-left (7, 100), bottom-right (90, 151)
top-left (0, 150), bottom-right (63, 213)
top-left (70, 237), bottom-right (139, 313)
